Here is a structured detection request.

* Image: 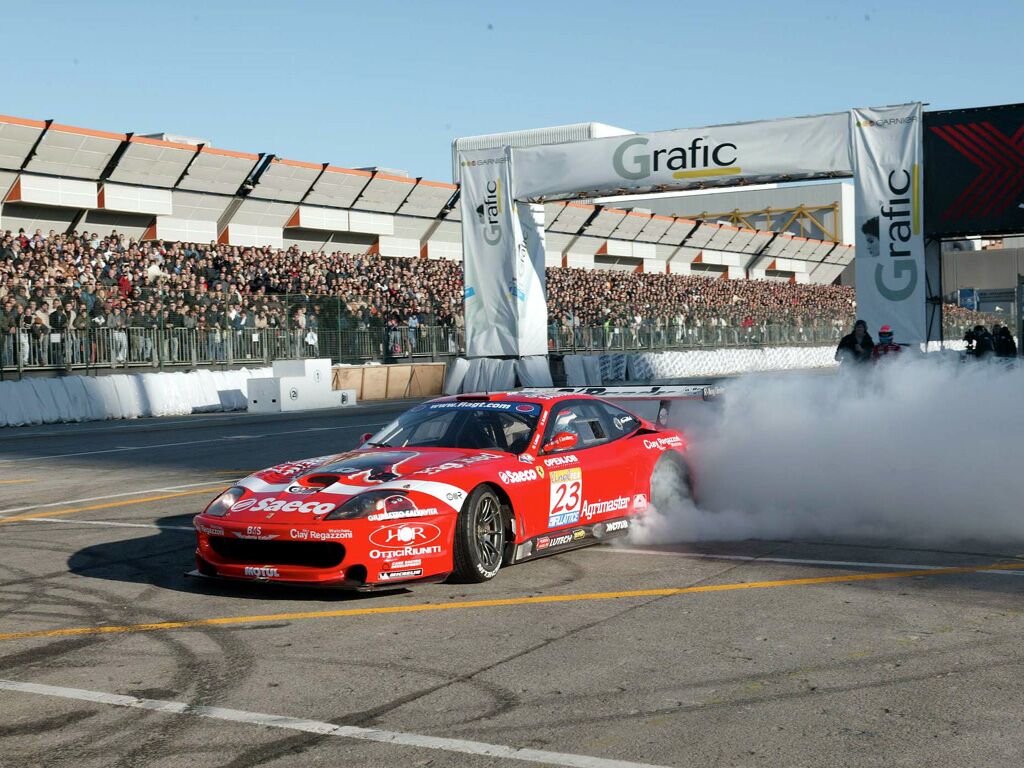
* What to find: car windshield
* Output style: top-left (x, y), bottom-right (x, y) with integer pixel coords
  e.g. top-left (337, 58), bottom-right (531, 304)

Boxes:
top-left (364, 401), bottom-right (542, 453)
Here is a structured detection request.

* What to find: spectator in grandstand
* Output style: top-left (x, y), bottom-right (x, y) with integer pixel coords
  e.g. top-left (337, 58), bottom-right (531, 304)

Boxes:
top-left (48, 300), bottom-right (69, 367)
top-left (0, 227), bottom-right (1010, 369)
top-left (108, 305), bottom-right (127, 363)
top-left (407, 310), bottom-right (420, 352)
top-left (70, 302), bottom-right (88, 364)
top-left (1, 297), bottom-right (15, 366)
top-left (29, 314), bottom-right (48, 366)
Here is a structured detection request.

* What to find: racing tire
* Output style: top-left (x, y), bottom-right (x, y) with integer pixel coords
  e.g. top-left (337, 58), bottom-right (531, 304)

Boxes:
top-left (650, 456), bottom-right (693, 511)
top-left (451, 485), bottom-right (506, 583)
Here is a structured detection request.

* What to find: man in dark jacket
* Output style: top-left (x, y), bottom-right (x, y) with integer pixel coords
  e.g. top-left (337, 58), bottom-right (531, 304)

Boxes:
top-left (966, 325), bottom-right (995, 358)
top-left (993, 325), bottom-right (1017, 358)
top-left (835, 319), bottom-right (874, 364)
top-left (48, 302), bottom-right (69, 367)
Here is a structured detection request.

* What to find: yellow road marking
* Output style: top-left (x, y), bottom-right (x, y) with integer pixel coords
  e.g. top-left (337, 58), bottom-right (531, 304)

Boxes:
top-left (2, 561), bottom-right (1022, 643)
top-left (0, 487), bottom-right (224, 525)
top-left (0, 479), bottom-right (35, 485)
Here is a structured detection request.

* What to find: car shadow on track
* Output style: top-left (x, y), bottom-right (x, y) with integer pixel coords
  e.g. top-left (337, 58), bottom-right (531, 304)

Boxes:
top-left (67, 513), bottom-right (410, 603)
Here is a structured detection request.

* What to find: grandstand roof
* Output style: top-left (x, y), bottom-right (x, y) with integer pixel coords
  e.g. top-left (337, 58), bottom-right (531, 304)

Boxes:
top-left (0, 113), bottom-right (853, 284)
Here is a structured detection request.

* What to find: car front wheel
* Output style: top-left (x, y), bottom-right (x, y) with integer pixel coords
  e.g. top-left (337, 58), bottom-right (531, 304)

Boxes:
top-left (451, 486), bottom-right (506, 583)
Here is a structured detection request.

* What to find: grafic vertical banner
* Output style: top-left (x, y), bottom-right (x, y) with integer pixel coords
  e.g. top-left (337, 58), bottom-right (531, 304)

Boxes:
top-left (512, 199), bottom-right (549, 357)
top-left (458, 147), bottom-right (519, 357)
top-left (850, 103), bottom-right (926, 344)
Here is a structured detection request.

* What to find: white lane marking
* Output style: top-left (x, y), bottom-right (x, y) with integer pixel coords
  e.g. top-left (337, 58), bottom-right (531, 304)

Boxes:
top-left (22, 518), bottom-right (194, 531)
top-left (0, 480), bottom-right (226, 516)
top-left (0, 680), bottom-right (670, 768)
top-left (604, 547), bottom-right (1024, 577)
top-left (0, 423), bottom-right (387, 464)
top-left (5, 415), bottom-right (247, 438)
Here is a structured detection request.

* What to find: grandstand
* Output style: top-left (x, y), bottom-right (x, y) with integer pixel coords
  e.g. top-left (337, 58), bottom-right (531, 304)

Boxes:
top-left (0, 113), bottom-right (1001, 374)
top-left (0, 114), bottom-right (852, 283)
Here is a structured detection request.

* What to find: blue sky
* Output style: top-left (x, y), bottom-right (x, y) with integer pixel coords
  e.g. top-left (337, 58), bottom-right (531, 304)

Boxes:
top-left (2, 0), bottom-right (1020, 182)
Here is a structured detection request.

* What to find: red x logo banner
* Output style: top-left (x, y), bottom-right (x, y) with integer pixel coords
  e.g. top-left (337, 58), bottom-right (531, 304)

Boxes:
top-left (929, 121), bottom-right (1024, 221)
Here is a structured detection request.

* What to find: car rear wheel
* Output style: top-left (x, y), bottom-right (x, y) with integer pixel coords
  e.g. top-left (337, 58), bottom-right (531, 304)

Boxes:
top-left (650, 456), bottom-right (692, 511)
top-left (451, 486), bottom-right (505, 583)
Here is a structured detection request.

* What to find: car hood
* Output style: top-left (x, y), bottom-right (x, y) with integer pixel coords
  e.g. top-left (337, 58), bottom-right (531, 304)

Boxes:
top-left (221, 447), bottom-right (506, 523)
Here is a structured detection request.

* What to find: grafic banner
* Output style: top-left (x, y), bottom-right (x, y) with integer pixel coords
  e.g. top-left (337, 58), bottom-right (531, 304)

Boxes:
top-left (510, 111), bottom-right (852, 201)
top-left (459, 147), bottom-right (519, 358)
top-left (459, 148), bottom-right (546, 358)
top-left (850, 104), bottom-right (926, 344)
top-left (512, 201), bottom-right (549, 356)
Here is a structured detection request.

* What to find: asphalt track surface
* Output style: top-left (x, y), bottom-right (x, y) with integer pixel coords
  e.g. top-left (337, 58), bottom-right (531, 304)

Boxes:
top-left (1, 401), bottom-right (1023, 767)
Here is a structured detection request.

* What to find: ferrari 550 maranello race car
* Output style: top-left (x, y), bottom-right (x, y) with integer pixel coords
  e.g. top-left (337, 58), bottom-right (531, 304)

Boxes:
top-left (192, 389), bottom-right (704, 589)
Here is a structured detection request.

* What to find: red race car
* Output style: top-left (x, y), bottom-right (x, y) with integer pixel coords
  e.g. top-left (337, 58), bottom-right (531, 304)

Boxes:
top-left (191, 390), bottom-right (698, 589)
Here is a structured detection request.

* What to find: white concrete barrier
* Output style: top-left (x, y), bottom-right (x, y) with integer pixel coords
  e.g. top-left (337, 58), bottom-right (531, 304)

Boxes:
top-left (248, 377), bottom-right (356, 413)
top-left (0, 367), bottom-right (271, 428)
top-left (628, 346), bottom-right (839, 380)
top-left (247, 359), bottom-right (357, 414)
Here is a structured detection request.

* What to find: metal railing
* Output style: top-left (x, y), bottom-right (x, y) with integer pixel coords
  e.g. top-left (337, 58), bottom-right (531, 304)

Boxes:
top-left (0, 317), bottom-right (1010, 376)
top-left (0, 325), bottom-right (466, 376)
top-left (547, 322), bottom-right (847, 353)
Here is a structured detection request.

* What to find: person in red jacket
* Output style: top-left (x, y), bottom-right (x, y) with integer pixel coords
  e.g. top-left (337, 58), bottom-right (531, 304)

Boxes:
top-left (871, 324), bottom-right (902, 361)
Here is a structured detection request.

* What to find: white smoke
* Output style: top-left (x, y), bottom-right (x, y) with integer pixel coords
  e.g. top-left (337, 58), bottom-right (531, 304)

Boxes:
top-left (630, 356), bottom-right (1024, 547)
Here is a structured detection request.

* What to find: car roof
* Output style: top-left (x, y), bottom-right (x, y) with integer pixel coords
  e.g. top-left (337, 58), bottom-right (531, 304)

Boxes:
top-left (428, 391), bottom-right (596, 406)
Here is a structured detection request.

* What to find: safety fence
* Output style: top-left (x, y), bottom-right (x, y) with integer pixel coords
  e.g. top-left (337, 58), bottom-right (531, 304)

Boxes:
top-left (0, 320), bottom-right (999, 376)
top-left (0, 325), bottom-right (461, 375)
top-left (547, 322), bottom-right (846, 353)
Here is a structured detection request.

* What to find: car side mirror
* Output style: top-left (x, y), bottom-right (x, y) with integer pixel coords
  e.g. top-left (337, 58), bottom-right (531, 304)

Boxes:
top-left (543, 431), bottom-right (578, 453)
top-left (361, 432), bottom-right (373, 444)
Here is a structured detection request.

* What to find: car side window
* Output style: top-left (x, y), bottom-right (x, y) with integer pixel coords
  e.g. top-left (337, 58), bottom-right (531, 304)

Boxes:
top-left (545, 401), bottom-right (611, 452)
top-left (601, 404), bottom-right (640, 441)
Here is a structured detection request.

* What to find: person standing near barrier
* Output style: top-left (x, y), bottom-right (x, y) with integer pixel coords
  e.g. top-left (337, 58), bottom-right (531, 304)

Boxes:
top-left (108, 305), bottom-right (127, 364)
top-left (835, 319), bottom-right (874, 364)
top-left (871, 325), bottom-right (902, 361)
top-left (48, 301), bottom-right (69, 368)
top-left (165, 305), bottom-right (182, 362)
top-left (140, 307), bottom-right (159, 362)
top-left (965, 325), bottom-right (994, 358)
top-left (993, 325), bottom-right (1017, 358)
top-left (29, 314), bottom-right (48, 365)
top-left (1, 298), bottom-right (15, 367)
top-left (72, 302), bottom-right (89, 364)
top-left (407, 310), bottom-right (419, 353)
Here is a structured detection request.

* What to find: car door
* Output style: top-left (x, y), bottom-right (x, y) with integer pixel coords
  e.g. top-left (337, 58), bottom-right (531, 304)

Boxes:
top-left (535, 399), bottom-right (625, 533)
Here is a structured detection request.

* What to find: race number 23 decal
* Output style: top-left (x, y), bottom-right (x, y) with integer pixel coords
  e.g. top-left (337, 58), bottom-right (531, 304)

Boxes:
top-left (548, 468), bottom-right (582, 527)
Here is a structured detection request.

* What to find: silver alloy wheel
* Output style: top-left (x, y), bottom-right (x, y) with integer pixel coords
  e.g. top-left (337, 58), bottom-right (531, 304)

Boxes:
top-left (475, 495), bottom-right (503, 570)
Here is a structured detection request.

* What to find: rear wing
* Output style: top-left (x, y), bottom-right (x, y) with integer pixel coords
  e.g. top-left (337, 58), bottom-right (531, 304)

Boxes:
top-left (519, 385), bottom-right (723, 426)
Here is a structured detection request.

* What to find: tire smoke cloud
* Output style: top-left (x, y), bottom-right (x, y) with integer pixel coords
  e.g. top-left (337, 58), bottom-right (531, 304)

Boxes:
top-left (632, 358), bottom-right (1024, 548)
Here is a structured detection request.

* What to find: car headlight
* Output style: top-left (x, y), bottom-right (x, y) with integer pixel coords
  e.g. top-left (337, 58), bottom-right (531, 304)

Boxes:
top-left (202, 487), bottom-right (245, 517)
top-left (323, 490), bottom-right (412, 521)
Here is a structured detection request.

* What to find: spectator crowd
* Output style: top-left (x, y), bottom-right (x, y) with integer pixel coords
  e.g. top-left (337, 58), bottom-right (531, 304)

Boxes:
top-left (0, 227), bottom-right (1004, 367)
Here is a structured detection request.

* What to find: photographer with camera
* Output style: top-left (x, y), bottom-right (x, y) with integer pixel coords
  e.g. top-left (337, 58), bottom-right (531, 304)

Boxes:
top-left (992, 325), bottom-right (1017, 358)
top-left (964, 324), bottom-right (995, 359)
